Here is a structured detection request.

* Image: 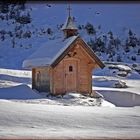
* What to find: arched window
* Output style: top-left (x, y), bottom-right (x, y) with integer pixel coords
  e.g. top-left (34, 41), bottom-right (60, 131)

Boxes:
top-left (69, 66), bottom-right (73, 72)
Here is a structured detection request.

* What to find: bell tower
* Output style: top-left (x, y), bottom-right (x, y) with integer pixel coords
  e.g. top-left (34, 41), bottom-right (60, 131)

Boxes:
top-left (61, 5), bottom-right (78, 38)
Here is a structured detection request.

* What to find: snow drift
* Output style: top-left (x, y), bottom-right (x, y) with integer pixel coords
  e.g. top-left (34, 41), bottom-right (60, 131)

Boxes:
top-left (0, 84), bottom-right (41, 99)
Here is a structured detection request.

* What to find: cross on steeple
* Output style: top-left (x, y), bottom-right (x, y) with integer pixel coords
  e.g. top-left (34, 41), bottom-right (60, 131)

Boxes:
top-left (67, 4), bottom-right (72, 17)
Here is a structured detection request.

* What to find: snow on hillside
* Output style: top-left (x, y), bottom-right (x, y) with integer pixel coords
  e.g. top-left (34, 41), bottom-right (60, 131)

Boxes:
top-left (0, 68), bottom-right (31, 77)
top-left (27, 3), bottom-right (140, 36)
top-left (0, 3), bottom-right (140, 69)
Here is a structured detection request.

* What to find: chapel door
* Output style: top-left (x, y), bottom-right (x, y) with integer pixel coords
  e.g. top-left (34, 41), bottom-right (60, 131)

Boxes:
top-left (64, 59), bottom-right (78, 93)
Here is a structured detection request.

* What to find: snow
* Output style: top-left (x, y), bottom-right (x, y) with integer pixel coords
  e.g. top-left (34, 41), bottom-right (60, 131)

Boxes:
top-left (0, 82), bottom-right (113, 107)
top-left (26, 3), bottom-right (140, 36)
top-left (23, 35), bottom-right (78, 68)
top-left (0, 68), bottom-right (113, 107)
top-left (98, 90), bottom-right (140, 107)
top-left (94, 77), bottom-right (140, 106)
top-left (108, 64), bottom-right (132, 72)
top-left (0, 68), bottom-right (31, 78)
top-left (23, 57), bottom-right (51, 68)
top-left (117, 64), bottom-right (132, 72)
top-left (0, 100), bottom-right (140, 139)
top-left (0, 84), bottom-right (41, 100)
top-left (25, 92), bottom-right (115, 107)
top-left (0, 64), bottom-right (139, 138)
top-left (90, 61), bottom-right (140, 107)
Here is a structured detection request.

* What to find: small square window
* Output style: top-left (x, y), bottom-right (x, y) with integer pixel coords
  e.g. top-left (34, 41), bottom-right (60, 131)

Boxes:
top-left (69, 66), bottom-right (73, 72)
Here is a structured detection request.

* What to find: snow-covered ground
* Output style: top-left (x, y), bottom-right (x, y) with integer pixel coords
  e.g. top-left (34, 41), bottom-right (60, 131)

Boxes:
top-left (94, 76), bottom-right (140, 107)
top-left (0, 64), bottom-right (140, 138)
top-left (0, 100), bottom-right (140, 139)
top-left (93, 63), bottom-right (140, 107)
top-left (0, 68), bottom-right (115, 107)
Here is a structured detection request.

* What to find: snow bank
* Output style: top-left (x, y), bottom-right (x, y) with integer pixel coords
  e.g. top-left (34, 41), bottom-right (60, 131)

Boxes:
top-left (94, 62), bottom-right (140, 79)
top-left (107, 63), bottom-right (132, 73)
top-left (93, 76), bottom-right (118, 88)
top-left (16, 92), bottom-right (114, 107)
top-left (0, 80), bottom-right (114, 107)
top-left (0, 68), bottom-right (31, 78)
top-left (0, 84), bottom-right (42, 99)
top-left (117, 64), bottom-right (132, 72)
top-left (0, 68), bottom-right (31, 86)
top-left (101, 100), bottom-right (115, 107)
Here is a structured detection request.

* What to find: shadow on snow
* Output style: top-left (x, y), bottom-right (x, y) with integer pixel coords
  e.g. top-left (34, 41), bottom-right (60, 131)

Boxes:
top-left (98, 90), bottom-right (140, 107)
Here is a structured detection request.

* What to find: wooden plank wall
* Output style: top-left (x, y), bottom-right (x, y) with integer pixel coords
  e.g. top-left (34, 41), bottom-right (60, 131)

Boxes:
top-left (32, 67), bottom-right (50, 92)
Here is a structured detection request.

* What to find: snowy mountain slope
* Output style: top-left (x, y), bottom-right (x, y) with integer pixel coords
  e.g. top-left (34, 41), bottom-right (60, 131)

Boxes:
top-left (0, 3), bottom-right (140, 69)
top-left (27, 3), bottom-right (140, 36)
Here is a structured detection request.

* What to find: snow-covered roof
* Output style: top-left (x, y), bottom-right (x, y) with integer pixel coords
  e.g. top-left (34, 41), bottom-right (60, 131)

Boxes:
top-left (61, 16), bottom-right (78, 30)
top-left (23, 36), bottom-right (78, 69)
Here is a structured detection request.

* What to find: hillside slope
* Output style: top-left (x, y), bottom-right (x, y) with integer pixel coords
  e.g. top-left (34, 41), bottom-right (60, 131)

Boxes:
top-left (0, 3), bottom-right (140, 69)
